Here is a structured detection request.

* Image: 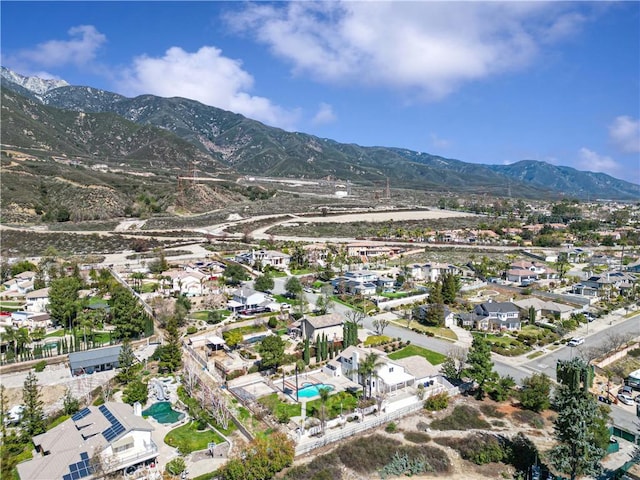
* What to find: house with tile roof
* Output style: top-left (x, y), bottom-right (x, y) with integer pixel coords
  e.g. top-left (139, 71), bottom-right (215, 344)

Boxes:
top-left (17, 402), bottom-right (156, 480)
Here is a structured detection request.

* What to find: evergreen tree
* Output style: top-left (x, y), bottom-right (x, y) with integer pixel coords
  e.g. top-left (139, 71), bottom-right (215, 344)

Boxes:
top-left (48, 276), bottom-right (81, 330)
top-left (110, 286), bottom-right (146, 340)
top-left (550, 380), bottom-right (607, 479)
top-left (258, 335), bottom-right (285, 370)
top-left (122, 378), bottom-right (148, 405)
top-left (440, 272), bottom-right (461, 304)
top-left (254, 273), bottom-right (275, 292)
top-left (464, 336), bottom-right (497, 399)
top-left (117, 340), bottom-right (137, 383)
top-left (159, 318), bottom-right (182, 373)
top-left (22, 372), bottom-right (45, 438)
top-left (62, 387), bottom-right (80, 415)
top-left (303, 338), bottom-right (310, 365)
top-left (520, 373), bottom-right (552, 412)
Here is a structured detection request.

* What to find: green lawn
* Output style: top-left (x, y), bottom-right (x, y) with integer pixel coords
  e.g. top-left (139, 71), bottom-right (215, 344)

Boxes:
top-left (388, 345), bottom-right (447, 365)
top-left (164, 421), bottom-right (225, 453)
top-left (395, 321), bottom-right (458, 341)
top-left (191, 310), bottom-right (231, 321)
top-left (380, 292), bottom-right (408, 299)
top-left (45, 329), bottom-right (66, 338)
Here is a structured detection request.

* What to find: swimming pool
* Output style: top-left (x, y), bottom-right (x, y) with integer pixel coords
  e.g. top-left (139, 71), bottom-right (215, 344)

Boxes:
top-left (297, 383), bottom-right (334, 399)
top-left (141, 402), bottom-right (185, 424)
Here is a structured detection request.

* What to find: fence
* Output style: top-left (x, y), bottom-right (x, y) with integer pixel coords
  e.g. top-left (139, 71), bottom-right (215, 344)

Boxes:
top-left (294, 400), bottom-right (424, 456)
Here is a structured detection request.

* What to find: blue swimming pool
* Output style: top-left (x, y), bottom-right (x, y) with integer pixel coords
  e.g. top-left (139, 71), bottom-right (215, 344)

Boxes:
top-left (297, 383), bottom-right (334, 398)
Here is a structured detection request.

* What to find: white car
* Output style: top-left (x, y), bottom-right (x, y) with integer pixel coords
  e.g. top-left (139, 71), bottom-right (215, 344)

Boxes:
top-left (617, 393), bottom-right (634, 406)
top-left (567, 337), bottom-right (585, 347)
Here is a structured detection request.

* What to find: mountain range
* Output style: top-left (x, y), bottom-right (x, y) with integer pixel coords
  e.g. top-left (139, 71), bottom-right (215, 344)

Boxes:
top-left (1, 66), bottom-right (638, 215)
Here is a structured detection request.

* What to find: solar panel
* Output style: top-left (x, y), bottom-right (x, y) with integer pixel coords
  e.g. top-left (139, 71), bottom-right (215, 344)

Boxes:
top-left (72, 408), bottom-right (91, 422)
top-left (99, 405), bottom-right (126, 442)
top-left (64, 475), bottom-right (72, 480)
top-left (80, 452), bottom-right (89, 461)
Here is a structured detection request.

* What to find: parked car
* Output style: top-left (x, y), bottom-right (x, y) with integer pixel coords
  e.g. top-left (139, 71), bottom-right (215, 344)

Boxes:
top-left (617, 393), bottom-right (634, 406)
top-left (567, 337), bottom-right (585, 347)
top-left (634, 394), bottom-right (640, 404)
top-left (620, 385), bottom-right (633, 396)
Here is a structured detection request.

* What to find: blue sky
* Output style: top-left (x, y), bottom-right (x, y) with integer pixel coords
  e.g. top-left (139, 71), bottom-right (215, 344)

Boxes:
top-left (2, 1), bottom-right (639, 184)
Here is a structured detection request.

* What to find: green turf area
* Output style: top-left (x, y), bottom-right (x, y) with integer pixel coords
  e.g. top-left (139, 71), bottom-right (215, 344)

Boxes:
top-left (387, 345), bottom-right (447, 365)
top-left (164, 421), bottom-right (225, 453)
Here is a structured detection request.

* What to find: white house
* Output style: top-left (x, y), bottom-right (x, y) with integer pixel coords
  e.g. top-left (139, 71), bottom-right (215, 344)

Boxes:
top-left (507, 261), bottom-right (557, 284)
top-left (421, 262), bottom-right (459, 283)
top-left (17, 402), bottom-right (156, 480)
top-left (512, 297), bottom-right (576, 321)
top-left (2, 271), bottom-right (36, 295)
top-left (323, 346), bottom-right (447, 396)
top-left (227, 288), bottom-right (269, 312)
top-left (162, 269), bottom-right (207, 297)
top-left (25, 287), bottom-right (50, 313)
top-left (236, 249), bottom-right (290, 270)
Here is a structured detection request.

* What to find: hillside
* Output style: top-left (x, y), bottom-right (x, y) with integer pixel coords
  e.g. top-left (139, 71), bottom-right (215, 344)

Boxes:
top-left (2, 67), bottom-right (639, 209)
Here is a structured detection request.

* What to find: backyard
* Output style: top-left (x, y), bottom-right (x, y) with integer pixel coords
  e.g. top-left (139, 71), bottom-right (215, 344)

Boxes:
top-left (164, 421), bottom-right (225, 454)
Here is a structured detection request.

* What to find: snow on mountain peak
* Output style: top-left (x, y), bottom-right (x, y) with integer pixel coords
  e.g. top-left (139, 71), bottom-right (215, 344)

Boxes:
top-left (1, 67), bottom-right (69, 95)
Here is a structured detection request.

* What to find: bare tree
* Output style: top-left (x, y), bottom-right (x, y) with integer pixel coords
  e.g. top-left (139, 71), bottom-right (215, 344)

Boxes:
top-left (182, 360), bottom-right (200, 397)
top-left (372, 318), bottom-right (390, 335)
top-left (345, 309), bottom-right (366, 327)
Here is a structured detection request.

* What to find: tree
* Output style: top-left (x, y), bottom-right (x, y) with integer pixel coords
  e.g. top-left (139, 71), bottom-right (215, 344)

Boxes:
top-left (258, 335), bottom-right (285, 370)
top-left (48, 276), bottom-right (82, 330)
top-left (22, 372), bottom-right (45, 438)
top-left (254, 273), bottom-right (274, 292)
top-left (372, 318), bottom-right (389, 335)
top-left (520, 373), bottom-right (552, 412)
top-left (489, 375), bottom-right (515, 402)
top-left (440, 272), bottom-right (461, 304)
top-left (223, 329), bottom-right (243, 349)
top-left (285, 276), bottom-right (303, 299)
top-left (159, 318), bottom-right (182, 373)
top-left (302, 338), bottom-right (310, 365)
top-left (223, 263), bottom-right (248, 285)
top-left (358, 352), bottom-right (385, 398)
top-left (220, 431), bottom-right (294, 480)
top-left (122, 378), bottom-right (148, 405)
top-left (109, 286), bottom-right (146, 340)
top-left (528, 306), bottom-right (536, 324)
top-left (317, 386), bottom-right (331, 435)
top-left (465, 336), bottom-right (497, 399)
top-left (549, 384), bottom-right (607, 478)
top-left (62, 387), bottom-right (80, 415)
top-left (116, 340), bottom-right (137, 383)
top-left (315, 284), bottom-right (335, 315)
top-left (440, 347), bottom-right (467, 383)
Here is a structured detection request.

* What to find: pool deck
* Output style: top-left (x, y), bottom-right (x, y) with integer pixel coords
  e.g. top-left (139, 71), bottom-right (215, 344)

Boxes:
top-left (275, 370), bottom-right (361, 401)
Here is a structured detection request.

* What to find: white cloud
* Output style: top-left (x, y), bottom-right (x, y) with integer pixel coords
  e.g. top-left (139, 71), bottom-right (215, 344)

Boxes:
top-left (8, 25), bottom-right (106, 71)
top-left (429, 133), bottom-right (451, 149)
top-left (578, 148), bottom-right (620, 175)
top-left (225, 2), bottom-right (589, 100)
top-left (117, 46), bottom-right (299, 130)
top-left (311, 103), bottom-right (336, 125)
top-left (609, 116), bottom-right (640, 153)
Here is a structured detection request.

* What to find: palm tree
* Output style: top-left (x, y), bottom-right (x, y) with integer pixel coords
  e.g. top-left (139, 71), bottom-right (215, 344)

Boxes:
top-left (15, 328), bottom-right (31, 359)
top-left (317, 386), bottom-right (332, 435)
top-left (2, 326), bottom-right (16, 361)
top-left (358, 352), bottom-right (385, 399)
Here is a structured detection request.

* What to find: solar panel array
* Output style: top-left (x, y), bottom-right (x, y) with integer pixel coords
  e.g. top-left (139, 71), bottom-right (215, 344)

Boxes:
top-left (62, 452), bottom-right (93, 480)
top-left (98, 405), bottom-right (125, 441)
top-left (71, 407), bottom-right (91, 422)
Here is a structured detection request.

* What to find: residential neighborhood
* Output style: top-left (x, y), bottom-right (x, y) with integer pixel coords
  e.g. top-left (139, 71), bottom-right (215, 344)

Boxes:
top-left (1, 198), bottom-right (639, 480)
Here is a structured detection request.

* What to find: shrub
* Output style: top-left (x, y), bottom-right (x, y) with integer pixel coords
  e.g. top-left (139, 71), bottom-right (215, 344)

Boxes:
top-left (268, 316), bottom-right (278, 328)
top-left (186, 326), bottom-right (198, 335)
top-left (479, 404), bottom-right (505, 419)
top-left (33, 360), bottom-right (47, 372)
top-left (435, 433), bottom-right (508, 465)
top-left (430, 405), bottom-right (490, 431)
top-left (424, 392), bottom-right (449, 411)
top-left (166, 457), bottom-right (186, 475)
top-left (404, 431), bottom-right (431, 443)
top-left (385, 422), bottom-right (398, 433)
